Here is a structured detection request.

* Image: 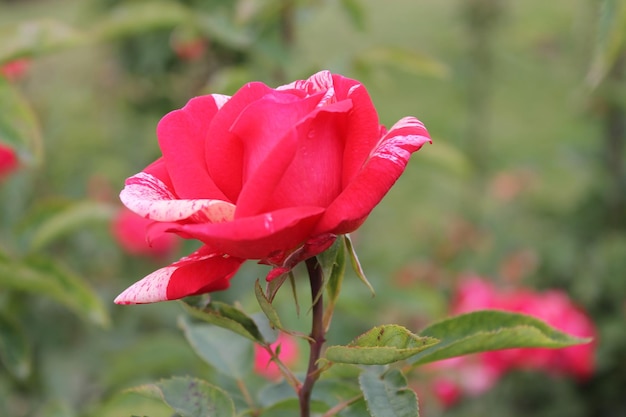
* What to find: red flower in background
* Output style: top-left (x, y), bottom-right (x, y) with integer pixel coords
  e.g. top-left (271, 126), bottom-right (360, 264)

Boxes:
top-left (431, 276), bottom-right (596, 407)
top-left (254, 333), bottom-right (300, 381)
top-left (1, 59), bottom-right (30, 82)
top-left (111, 207), bottom-right (180, 259)
top-left (114, 70), bottom-right (430, 304)
top-left (0, 143), bottom-right (19, 181)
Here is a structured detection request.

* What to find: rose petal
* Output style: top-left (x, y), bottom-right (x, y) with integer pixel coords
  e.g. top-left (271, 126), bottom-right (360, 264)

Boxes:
top-left (114, 246), bottom-right (244, 304)
top-left (120, 171), bottom-right (236, 223)
top-left (233, 93), bottom-right (347, 216)
top-left (205, 82), bottom-right (292, 202)
top-left (170, 206), bottom-right (325, 259)
top-left (314, 116), bottom-right (431, 235)
top-left (157, 94), bottom-right (231, 200)
top-left (333, 77), bottom-right (382, 187)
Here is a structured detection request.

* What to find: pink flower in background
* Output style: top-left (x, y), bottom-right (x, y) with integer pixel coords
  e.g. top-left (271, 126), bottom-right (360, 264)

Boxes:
top-left (254, 334), bottom-right (299, 380)
top-left (0, 143), bottom-right (19, 181)
top-left (111, 207), bottom-right (180, 259)
top-left (115, 70), bottom-right (430, 304)
top-left (1, 59), bottom-right (30, 82)
top-left (432, 276), bottom-right (596, 407)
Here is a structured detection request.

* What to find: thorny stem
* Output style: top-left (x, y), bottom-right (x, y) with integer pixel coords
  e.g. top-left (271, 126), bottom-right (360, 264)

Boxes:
top-left (299, 256), bottom-right (326, 417)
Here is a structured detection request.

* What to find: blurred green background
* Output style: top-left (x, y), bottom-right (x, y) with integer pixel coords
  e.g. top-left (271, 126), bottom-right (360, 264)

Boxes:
top-left (1, 0), bottom-right (625, 416)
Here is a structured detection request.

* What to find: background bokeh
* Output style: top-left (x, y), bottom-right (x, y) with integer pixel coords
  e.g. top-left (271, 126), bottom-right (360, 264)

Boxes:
top-left (1, 0), bottom-right (625, 416)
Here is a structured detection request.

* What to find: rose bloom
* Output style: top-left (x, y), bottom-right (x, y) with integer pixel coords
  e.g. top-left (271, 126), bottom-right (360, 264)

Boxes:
top-left (1, 59), bottom-right (30, 82)
top-left (254, 333), bottom-right (299, 380)
top-left (115, 70), bottom-right (430, 304)
top-left (111, 207), bottom-right (180, 259)
top-left (0, 143), bottom-right (19, 181)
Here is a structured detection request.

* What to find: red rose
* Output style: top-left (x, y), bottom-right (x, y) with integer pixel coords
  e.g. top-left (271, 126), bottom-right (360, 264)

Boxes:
top-left (115, 70), bottom-right (431, 304)
top-left (0, 143), bottom-right (19, 181)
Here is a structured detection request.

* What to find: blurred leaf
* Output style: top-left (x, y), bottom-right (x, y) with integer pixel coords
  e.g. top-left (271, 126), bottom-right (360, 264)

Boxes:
top-left (92, 1), bottom-right (192, 41)
top-left (128, 376), bottom-right (235, 417)
top-left (0, 253), bottom-right (109, 327)
top-left (195, 12), bottom-right (252, 49)
top-left (359, 368), bottom-right (418, 417)
top-left (344, 235), bottom-right (375, 296)
top-left (102, 332), bottom-right (197, 389)
top-left (355, 47), bottom-right (449, 79)
top-left (419, 138), bottom-right (472, 177)
top-left (28, 201), bottom-right (117, 251)
top-left (0, 77), bottom-right (43, 167)
top-left (0, 19), bottom-right (86, 63)
top-left (586, 0), bottom-right (626, 88)
top-left (0, 312), bottom-right (31, 380)
top-left (37, 400), bottom-right (76, 417)
top-left (410, 310), bottom-right (591, 366)
top-left (178, 316), bottom-right (253, 379)
top-left (179, 299), bottom-right (264, 343)
top-left (339, 0), bottom-right (367, 31)
top-left (324, 324), bottom-right (438, 365)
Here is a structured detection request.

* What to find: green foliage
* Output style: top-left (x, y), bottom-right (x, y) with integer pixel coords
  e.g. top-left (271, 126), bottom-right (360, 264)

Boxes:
top-left (179, 299), bottom-right (265, 343)
top-left (0, 253), bottom-right (109, 327)
top-left (359, 368), bottom-right (419, 417)
top-left (179, 317), bottom-right (253, 378)
top-left (0, 0), bottom-right (622, 416)
top-left (325, 324), bottom-right (438, 365)
top-left (0, 312), bottom-right (31, 380)
top-left (411, 310), bottom-right (590, 366)
top-left (128, 376), bottom-right (236, 417)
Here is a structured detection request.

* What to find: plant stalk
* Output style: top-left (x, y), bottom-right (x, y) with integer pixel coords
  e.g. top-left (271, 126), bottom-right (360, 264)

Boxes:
top-left (299, 256), bottom-right (326, 417)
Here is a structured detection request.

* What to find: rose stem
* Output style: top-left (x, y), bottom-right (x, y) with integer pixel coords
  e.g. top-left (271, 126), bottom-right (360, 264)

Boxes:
top-left (299, 256), bottom-right (326, 417)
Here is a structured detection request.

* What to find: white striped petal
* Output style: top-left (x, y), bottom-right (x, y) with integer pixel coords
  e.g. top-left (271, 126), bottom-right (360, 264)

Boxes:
top-left (120, 172), bottom-right (235, 223)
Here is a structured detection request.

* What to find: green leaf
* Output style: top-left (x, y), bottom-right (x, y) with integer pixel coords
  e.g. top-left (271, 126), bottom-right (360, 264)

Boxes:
top-left (0, 19), bottom-right (86, 63)
top-left (339, 0), bottom-right (367, 31)
top-left (359, 368), bottom-right (419, 417)
top-left (178, 316), bottom-right (253, 379)
top-left (195, 12), bottom-right (252, 49)
top-left (325, 325), bottom-right (439, 365)
top-left (0, 78), bottom-right (43, 167)
top-left (410, 310), bottom-right (592, 366)
top-left (92, 1), bottom-right (192, 41)
top-left (0, 312), bottom-right (31, 380)
top-left (128, 376), bottom-right (235, 417)
top-left (344, 234), bottom-right (375, 296)
top-left (178, 299), bottom-right (265, 343)
top-left (586, 0), bottom-right (626, 87)
top-left (321, 238), bottom-right (346, 330)
top-left (0, 253), bottom-right (109, 327)
top-left (28, 201), bottom-right (117, 251)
